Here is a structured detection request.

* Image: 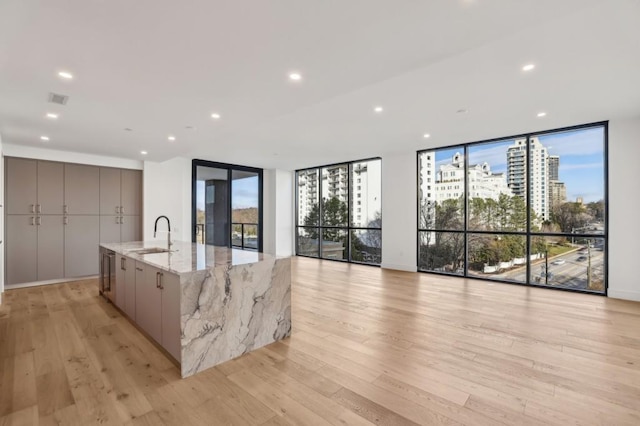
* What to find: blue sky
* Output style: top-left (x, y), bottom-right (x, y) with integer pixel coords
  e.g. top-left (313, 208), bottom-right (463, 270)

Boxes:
top-left (432, 126), bottom-right (605, 203)
top-left (196, 176), bottom-right (259, 210)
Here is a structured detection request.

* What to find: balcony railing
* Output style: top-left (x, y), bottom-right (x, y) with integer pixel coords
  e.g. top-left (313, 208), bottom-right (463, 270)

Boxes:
top-left (231, 223), bottom-right (259, 250)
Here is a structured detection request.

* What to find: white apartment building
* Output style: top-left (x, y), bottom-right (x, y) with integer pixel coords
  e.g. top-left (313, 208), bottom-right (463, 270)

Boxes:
top-left (507, 138), bottom-right (549, 221)
top-left (435, 152), bottom-right (512, 202)
top-left (297, 162), bottom-right (381, 228)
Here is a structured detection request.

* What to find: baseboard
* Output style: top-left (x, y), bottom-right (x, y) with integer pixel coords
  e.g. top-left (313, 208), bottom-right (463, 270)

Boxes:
top-left (4, 275), bottom-right (98, 290)
top-left (608, 289), bottom-right (640, 302)
top-left (381, 263), bottom-right (417, 273)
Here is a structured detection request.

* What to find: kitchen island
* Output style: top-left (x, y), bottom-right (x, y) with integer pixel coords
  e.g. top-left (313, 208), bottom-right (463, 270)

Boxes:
top-left (99, 241), bottom-right (291, 378)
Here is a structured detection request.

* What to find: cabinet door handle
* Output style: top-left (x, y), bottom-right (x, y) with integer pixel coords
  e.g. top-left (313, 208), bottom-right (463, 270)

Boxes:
top-left (36, 204), bottom-right (42, 213)
top-left (115, 206), bottom-right (120, 214)
top-left (120, 216), bottom-right (125, 224)
top-left (64, 205), bottom-right (69, 214)
top-left (155, 272), bottom-right (160, 288)
top-left (30, 204), bottom-right (35, 213)
top-left (115, 216), bottom-right (119, 224)
top-left (63, 216), bottom-right (69, 225)
top-left (30, 217), bottom-right (35, 226)
top-left (121, 206), bottom-right (125, 214)
top-left (36, 216), bottom-right (42, 226)
top-left (120, 257), bottom-right (125, 270)
top-left (135, 267), bottom-right (143, 272)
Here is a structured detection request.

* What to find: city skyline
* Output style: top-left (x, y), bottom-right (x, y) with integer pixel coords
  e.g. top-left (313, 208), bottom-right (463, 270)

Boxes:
top-left (433, 127), bottom-right (605, 203)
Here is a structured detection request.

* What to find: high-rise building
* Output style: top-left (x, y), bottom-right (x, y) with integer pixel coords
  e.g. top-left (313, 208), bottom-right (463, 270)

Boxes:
top-left (507, 137), bottom-right (549, 220)
top-left (350, 161), bottom-right (381, 228)
top-left (297, 169), bottom-right (319, 224)
top-left (297, 162), bottom-right (380, 228)
top-left (547, 155), bottom-right (565, 210)
top-left (418, 151), bottom-right (436, 227)
top-left (548, 155), bottom-right (560, 181)
top-left (549, 181), bottom-right (567, 209)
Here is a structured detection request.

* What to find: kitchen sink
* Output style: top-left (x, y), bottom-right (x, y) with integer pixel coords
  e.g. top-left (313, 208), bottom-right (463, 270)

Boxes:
top-left (127, 247), bottom-right (173, 255)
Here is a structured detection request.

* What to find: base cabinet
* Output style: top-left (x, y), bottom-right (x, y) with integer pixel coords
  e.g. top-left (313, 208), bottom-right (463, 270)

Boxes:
top-left (115, 254), bottom-right (135, 312)
top-left (132, 261), bottom-right (181, 361)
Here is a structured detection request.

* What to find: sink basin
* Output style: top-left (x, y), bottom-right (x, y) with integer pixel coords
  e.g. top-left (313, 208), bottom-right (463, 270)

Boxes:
top-left (127, 247), bottom-right (172, 255)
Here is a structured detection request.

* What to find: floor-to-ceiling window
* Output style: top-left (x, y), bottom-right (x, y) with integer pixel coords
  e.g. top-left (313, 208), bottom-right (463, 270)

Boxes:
top-left (296, 158), bottom-right (382, 265)
top-left (418, 122), bottom-right (607, 294)
top-left (192, 160), bottom-right (263, 251)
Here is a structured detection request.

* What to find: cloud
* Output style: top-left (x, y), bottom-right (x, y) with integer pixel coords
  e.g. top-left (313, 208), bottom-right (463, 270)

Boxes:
top-left (539, 127), bottom-right (604, 157)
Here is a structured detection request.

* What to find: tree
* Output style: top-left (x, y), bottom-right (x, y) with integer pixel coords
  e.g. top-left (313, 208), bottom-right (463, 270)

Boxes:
top-left (551, 202), bottom-right (593, 233)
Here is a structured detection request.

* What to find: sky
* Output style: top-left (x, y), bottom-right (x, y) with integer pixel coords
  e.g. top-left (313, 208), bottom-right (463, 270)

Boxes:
top-left (196, 175), bottom-right (259, 210)
top-left (430, 126), bottom-right (605, 203)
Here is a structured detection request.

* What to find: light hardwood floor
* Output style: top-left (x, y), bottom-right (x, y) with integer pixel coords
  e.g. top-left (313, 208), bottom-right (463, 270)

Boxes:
top-left (1, 257), bottom-right (640, 425)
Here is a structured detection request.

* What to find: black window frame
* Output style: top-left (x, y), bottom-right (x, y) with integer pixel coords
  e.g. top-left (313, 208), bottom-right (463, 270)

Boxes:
top-left (417, 121), bottom-right (608, 296)
top-left (295, 157), bottom-right (382, 265)
top-left (191, 159), bottom-right (264, 252)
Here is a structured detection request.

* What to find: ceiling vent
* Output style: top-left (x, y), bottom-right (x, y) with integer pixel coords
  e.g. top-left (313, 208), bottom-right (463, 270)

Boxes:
top-left (48, 92), bottom-right (69, 105)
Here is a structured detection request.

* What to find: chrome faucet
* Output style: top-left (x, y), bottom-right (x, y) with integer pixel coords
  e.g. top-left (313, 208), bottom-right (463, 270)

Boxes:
top-left (154, 215), bottom-right (172, 250)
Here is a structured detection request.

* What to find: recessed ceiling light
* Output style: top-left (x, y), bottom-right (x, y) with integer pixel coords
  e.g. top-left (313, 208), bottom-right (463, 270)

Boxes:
top-left (58, 71), bottom-right (73, 80)
top-left (423, 133), bottom-right (431, 139)
top-left (46, 113), bottom-right (58, 119)
top-left (140, 150), bottom-right (148, 155)
top-left (522, 64), bottom-right (535, 72)
top-left (168, 135), bottom-right (176, 141)
top-left (40, 136), bottom-right (50, 141)
top-left (211, 113), bottom-right (221, 119)
top-left (374, 106), bottom-right (383, 113)
top-left (537, 112), bottom-right (547, 117)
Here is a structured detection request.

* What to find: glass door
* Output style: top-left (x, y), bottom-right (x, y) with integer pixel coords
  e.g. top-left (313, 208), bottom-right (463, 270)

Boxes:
top-left (193, 160), bottom-right (263, 251)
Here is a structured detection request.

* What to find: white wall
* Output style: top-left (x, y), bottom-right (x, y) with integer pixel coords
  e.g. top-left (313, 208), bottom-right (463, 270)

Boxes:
top-left (381, 152), bottom-right (417, 271)
top-left (608, 116), bottom-right (640, 301)
top-left (0, 133), bottom-right (4, 302)
top-left (2, 144), bottom-right (143, 170)
top-left (142, 157), bottom-right (192, 243)
top-left (263, 169), bottom-right (294, 256)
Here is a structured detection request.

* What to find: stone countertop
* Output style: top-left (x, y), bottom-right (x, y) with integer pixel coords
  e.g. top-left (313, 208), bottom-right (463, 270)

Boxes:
top-left (100, 240), bottom-right (278, 275)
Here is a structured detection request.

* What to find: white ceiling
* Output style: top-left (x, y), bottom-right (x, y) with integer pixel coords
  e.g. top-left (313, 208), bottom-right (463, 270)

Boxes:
top-left (1, 0), bottom-right (639, 171)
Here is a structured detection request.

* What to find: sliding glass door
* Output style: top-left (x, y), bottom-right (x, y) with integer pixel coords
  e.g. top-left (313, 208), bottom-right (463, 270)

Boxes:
top-left (192, 160), bottom-right (263, 251)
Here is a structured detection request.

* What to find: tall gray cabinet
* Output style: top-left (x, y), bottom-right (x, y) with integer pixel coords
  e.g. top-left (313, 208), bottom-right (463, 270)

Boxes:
top-left (5, 157), bottom-right (143, 286)
top-left (99, 167), bottom-right (142, 245)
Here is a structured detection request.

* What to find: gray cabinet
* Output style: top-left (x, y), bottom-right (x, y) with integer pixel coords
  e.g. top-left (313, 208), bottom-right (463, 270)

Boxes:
top-left (115, 254), bottom-right (135, 312)
top-left (38, 161), bottom-right (64, 215)
top-left (121, 169), bottom-right (142, 216)
top-left (99, 168), bottom-right (142, 243)
top-left (134, 262), bottom-right (181, 361)
top-left (6, 158), bottom-right (63, 215)
top-left (6, 158), bottom-right (37, 215)
top-left (37, 215), bottom-right (65, 280)
top-left (161, 272), bottom-right (181, 361)
top-left (64, 215), bottom-right (100, 277)
top-left (100, 168), bottom-right (122, 215)
top-left (120, 215), bottom-right (141, 242)
top-left (5, 157), bottom-right (142, 286)
top-left (5, 215), bottom-right (64, 284)
top-left (6, 215), bottom-right (38, 284)
top-left (65, 164), bottom-right (100, 215)
top-left (135, 262), bottom-right (162, 342)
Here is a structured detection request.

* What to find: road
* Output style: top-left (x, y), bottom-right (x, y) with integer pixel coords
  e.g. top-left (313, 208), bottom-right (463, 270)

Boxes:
top-left (471, 248), bottom-right (605, 291)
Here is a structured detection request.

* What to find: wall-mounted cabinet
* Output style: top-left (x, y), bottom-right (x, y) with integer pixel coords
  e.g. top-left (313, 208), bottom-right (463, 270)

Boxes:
top-left (4, 157), bottom-right (143, 286)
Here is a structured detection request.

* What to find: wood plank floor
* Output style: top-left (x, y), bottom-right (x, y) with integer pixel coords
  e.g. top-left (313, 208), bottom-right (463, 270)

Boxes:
top-left (1, 257), bottom-right (640, 425)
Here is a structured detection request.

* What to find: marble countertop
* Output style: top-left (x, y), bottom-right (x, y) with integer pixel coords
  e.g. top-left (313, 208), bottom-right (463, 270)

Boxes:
top-left (100, 240), bottom-right (278, 275)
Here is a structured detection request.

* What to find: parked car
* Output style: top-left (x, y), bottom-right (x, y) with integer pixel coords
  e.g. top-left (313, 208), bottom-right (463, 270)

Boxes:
top-left (577, 256), bottom-right (587, 262)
